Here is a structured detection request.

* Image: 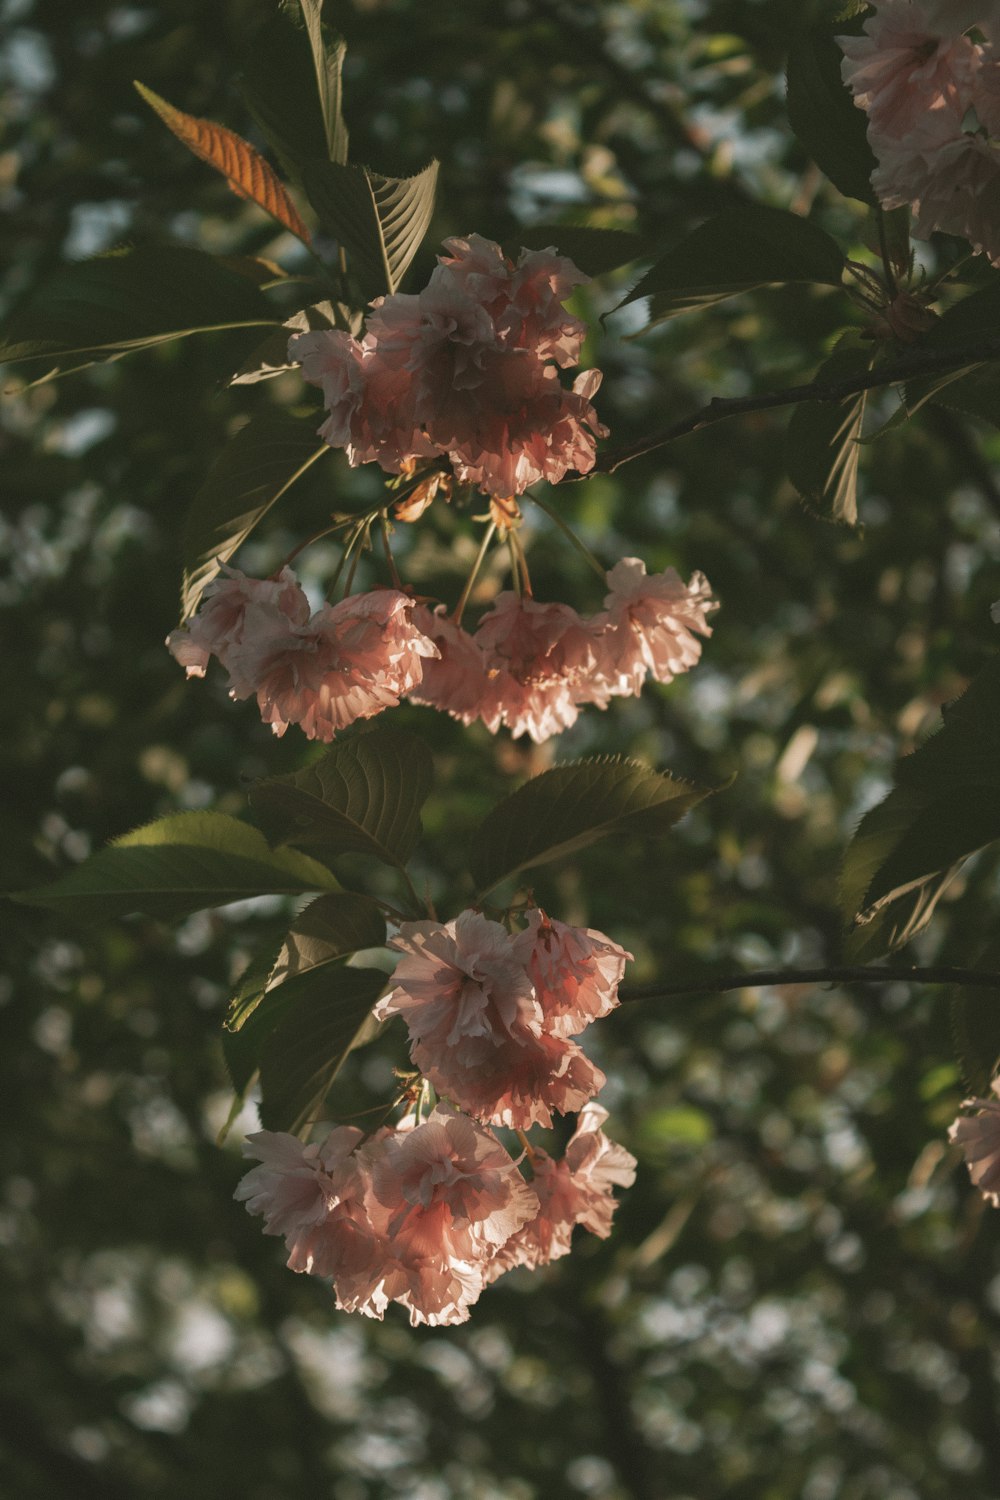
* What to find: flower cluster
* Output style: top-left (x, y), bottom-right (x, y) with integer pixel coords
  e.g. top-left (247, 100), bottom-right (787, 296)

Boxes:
top-left (374, 908), bottom-right (632, 1128)
top-left (840, 2), bottom-right (1000, 263)
top-left (236, 1103), bottom-right (636, 1327)
top-left (168, 558), bottom-right (716, 745)
top-left (166, 567), bottom-right (439, 742)
top-left (289, 234), bottom-right (608, 497)
top-left (414, 556), bottom-right (716, 743)
top-left (949, 1077), bottom-right (1000, 1206)
top-left (235, 907), bottom-right (636, 1325)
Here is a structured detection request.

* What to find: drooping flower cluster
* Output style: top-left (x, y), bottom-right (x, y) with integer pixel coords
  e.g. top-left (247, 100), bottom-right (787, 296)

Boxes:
top-left (411, 558), bottom-right (717, 744)
top-left (374, 908), bottom-right (631, 1128)
top-left (235, 905), bottom-right (637, 1325)
top-left (949, 1077), bottom-right (1000, 1206)
top-left (166, 566), bottom-right (439, 742)
top-left (236, 1101), bottom-right (636, 1326)
top-left (289, 234), bottom-right (608, 497)
top-left (168, 558), bottom-right (716, 745)
top-left (840, 2), bottom-right (1000, 263)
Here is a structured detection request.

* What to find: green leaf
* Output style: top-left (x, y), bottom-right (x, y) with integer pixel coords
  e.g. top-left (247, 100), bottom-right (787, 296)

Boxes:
top-left (222, 893), bottom-right (386, 1095)
top-left (841, 657), bottom-right (1000, 954)
top-left (509, 226), bottom-right (655, 277)
top-left (0, 246), bottom-right (278, 378)
top-left (230, 299), bottom-right (349, 385)
top-left (471, 757), bottom-right (715, 897)
top-left (786, 338), bottom-right (873, 525)
top-left (299, 0), bottom-right (350, 166)
top-left (13, 811), bottom-right (337, 926)
top-left (903, 284), bottom-right (1000, 422)
top-left (950, 937), bottom-right (1000, 1096)
top-left (302, 158), bottom-right (439, 297)
top-left (180, 412), bottom-right (328, 619)
top-left (786, 26), bottom-right (877, 203)
top-left (615, 207), bottom-right (844, 326)
top-left (250, 726), bottom-right (434, 868)
top-left (239, 14), bottom-right (334, 183)
top-left (258, 965), bottom-right (388, 1131)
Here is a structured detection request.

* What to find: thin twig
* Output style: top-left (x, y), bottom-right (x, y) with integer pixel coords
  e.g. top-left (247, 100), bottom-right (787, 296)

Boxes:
top-left (594, 336), bottom-right (1000, 474)
top-left (618, 965), bottom-right (1000, 1004)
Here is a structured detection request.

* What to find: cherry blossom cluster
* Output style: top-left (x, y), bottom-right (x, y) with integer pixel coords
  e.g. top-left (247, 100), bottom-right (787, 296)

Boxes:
top-left (288, 234), bottom-right (608, 497)
top-left (374, 908), bottom-right (632, 1126)
top-left (166, 567), bottom-right (438, 742)
top-left (236, 1102), bottom-right (635, 1327)
top-left (839, 2), bottom-right (1000, 263)
top-left (167, 557), bottom-right (716, 745)
top-left (411, 558), bottom-right (716, 743)
top-left (949, 1078), bottom-right (1000, 1206)
top-left (235, 908), bottom-right (637, 1326)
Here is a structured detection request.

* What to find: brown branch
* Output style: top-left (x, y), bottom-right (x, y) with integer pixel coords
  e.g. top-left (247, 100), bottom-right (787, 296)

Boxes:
top-left (594, 336), bottom-right (1000, 474)
top-left (618, 965), bottom-right (1000, 1004)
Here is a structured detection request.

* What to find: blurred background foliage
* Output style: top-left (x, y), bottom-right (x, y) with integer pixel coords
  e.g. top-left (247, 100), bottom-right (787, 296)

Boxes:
top-left (3, 1), bottom-right (1000, 1496)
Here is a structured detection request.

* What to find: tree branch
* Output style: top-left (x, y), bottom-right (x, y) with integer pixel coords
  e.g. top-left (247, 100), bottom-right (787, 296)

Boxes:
top-left (618, 964), bottom-right (1000, 1004)
top-left (595, 336), bottom-right (1000, 474)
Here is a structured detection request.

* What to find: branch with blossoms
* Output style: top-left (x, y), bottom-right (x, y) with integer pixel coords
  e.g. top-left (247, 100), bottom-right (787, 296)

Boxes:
top-left (11, 0), bottom-right (1000, 1329)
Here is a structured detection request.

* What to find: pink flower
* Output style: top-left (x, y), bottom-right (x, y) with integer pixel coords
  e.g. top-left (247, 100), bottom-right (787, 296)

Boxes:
top-left (289, 235), bottom-right (607, 498)
top-left (224, 587), bottom-right (438, 742)
top-left (165, 566), bottom-right (310, 678)
top-left (473, 592), bottom-right (601, 742)
top-left (949, 1079), bottom-right (1000, 1206)
top-left (487, 1104), bottom-right (637, 1280)
top-left (514, 909), bottom-right (632, 1037)
top-left (590, 557), bottom-right (717, 697)
top-left (406, 605), bottom-right (492, 725)
top-left (839, 2), bottom-right (980, 144)
top-left (235, 1126), bottom-right (382, 1281)
top-left (375, 912), bottom-right (606, 1129)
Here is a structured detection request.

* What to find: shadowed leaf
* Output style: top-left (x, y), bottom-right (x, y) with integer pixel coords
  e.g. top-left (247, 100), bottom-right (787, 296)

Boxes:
top-left (0, 246), bottom-right (278, 379)
top-left (842, 657), bottom-right (1000, 955)
top-left (786, 337), bottom-right (873, 525)
top-left (251, 727), bottom-right (434, 868)
top-left (302, 158), bottom-right (439, 297)
top-left (180, 411), bottom-right (328, 618)
top-left (13, 812), bottom-right (337, 926)
top-left (471, 757), bottom-right (715, 897)
top-left (258, 966), bottom-right (389, 1131)
top-left (615, 207), bottom-right (844, 327)
top-left (786, 24), bottom-right (877, 203)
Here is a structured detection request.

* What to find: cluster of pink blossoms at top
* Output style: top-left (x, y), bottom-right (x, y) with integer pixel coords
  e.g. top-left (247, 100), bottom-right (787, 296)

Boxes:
top-left (235, 908), bottom-right (637, 1326)
top-left (167, 557), bottom-right (716, 745)
top-left (289, 234), bottom-right (608, 498)
top-left (840, 2), bottom-right (1000, 262)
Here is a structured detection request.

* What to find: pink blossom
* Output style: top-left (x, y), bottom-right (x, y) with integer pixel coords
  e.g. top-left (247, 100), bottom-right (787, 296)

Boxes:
top-left (487, 1104), bottom-right (637, 1280)
top-left (375, 912), bottom-right (606, 1128)
top-left (514, 909), bottom-right (633, 1037)
top-left (839, 2), bottom-right (980, 144)
top-left (473, 591), bottom-right (601, 742)
top-left (165, 566), bottom-right (310, 678)
top-left (949, 1079), bottom-right (1000, 1206)
top-left (225, 588), bottom-right (438, 742)
top-left (590, 557), bottom-right (717, 697)
top-left (406, 605), bottom-right (492, 725)
top-left (235, 1126), bottom-right (382, 1281)
top-left (289, 235), bottom-right (606, 498)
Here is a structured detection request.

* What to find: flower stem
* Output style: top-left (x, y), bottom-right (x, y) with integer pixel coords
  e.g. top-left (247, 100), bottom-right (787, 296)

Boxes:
top-left (528, 490), bottom-right (607, 582)
top-left (379, 511), bottom-right (403, 589)
top-left (452, 520), bottom-right (497, 625)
